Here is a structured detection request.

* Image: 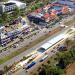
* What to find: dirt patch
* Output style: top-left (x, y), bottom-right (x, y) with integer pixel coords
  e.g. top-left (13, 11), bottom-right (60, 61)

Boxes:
top-left (66, 63), bottom-right (75, 75)
top-left (64, 18), bottom-right (75, 26)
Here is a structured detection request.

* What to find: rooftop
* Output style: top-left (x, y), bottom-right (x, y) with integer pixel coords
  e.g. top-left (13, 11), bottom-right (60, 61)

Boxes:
top-left (28, 3), bottom-right (68, 22)
top-left (8, 0), bottom-right (26, 8)
top-left (4, 2), bottom-right (15, 6)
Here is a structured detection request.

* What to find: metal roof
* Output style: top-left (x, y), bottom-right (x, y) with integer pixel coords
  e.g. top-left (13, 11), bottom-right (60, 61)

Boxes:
top-left (41, 33), bottom-right (64, 50)
top-left (41, 42), bottom-right (52, 50)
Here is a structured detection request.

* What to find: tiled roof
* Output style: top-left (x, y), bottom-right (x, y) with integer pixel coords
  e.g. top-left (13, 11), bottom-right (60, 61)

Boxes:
top-left (34, 8), bottom-right (42, 13)
top-left (43, 13), bottom-right (50, 19)
top-left (28, 2), bottom-right (69, 22)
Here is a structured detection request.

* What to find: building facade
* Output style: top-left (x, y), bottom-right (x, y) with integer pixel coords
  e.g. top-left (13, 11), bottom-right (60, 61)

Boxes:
top-left (0, 2), bottom-right (16, 14)
top-left (0, 1), bottom-right (26, 14)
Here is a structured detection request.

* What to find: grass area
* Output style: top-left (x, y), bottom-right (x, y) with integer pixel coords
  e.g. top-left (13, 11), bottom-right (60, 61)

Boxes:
top-left (0, 46), bottom-right (4, 51)
top-left (0, 27), bottom-right (62, 64)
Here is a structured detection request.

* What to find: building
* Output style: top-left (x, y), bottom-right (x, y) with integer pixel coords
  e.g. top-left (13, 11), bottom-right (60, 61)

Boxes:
top-left (0, 2), bottom-right (16, 14)
top-left (0, 1), bottom-right (26, 14)
top-left (27, 3), bottom-right (69, 25)
top-left (8, 1), bottom-right (26, 9)
top-left (57, 0), bottom-right (75, 8)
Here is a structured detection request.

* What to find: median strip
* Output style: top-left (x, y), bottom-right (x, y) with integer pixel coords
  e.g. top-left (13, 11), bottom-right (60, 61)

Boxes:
top-left (0, 27), bottom-right (62, 64)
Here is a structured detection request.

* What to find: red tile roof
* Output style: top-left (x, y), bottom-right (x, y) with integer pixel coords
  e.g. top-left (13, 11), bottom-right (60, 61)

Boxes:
top-left (34, 8), bottom-right (42, 13)
top-left (43, 13), bottom-right (50, 19)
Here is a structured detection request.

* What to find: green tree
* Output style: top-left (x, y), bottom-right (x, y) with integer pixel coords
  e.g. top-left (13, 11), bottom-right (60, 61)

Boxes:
top-left (0, 18), bottom-right (3, 24)
top-left (12, 7), bottom-right (20, 19)
top-left (4, 65), bottom-right (9, 72)
top-left (64, 39), bottom-right (73, 47)
top-left (0, 70), bottom-right (4, 75)
top-left (1, 12), bottom-right (8, 24)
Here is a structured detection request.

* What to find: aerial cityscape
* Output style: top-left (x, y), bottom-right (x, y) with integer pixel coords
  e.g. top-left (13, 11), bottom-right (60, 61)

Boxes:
top-left (0, 0), bottom-right (75, 75)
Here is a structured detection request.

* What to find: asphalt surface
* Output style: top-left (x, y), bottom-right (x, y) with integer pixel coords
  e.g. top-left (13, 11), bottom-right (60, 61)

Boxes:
top-left (4, 25), bottom-right (72, 75)
top-left (0, 23), bottom-right (60, 70)
top-left (14, 28), bottom-right (75, 75)
top-left (0, 24), bottom-right (59, 59)
top-left (0, 15), bottom-right (75, 71)
top-left (0, 15), bottom-right (74, 59)
top-left (13, 32), bottom-right (67, 75)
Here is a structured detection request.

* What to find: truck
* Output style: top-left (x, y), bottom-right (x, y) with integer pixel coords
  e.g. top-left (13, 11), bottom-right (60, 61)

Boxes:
top-left (25, 61), bottom-right (36, 70)
top-left (39, 55), bottom-right (48, 62)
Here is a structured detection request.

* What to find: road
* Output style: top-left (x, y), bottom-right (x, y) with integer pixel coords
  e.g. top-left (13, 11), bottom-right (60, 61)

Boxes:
top-left (5, 25), bottom-right (73, 75)
top-left (0, 15), bottom-right (75, 71)
top-left (0, 21), bottom-right (61, 69)
top-left (0, 26), bottom-right (61, 70)
top-left (13, 32), bottom-right (67, 75)
top-left (1, 14), bottom-right (74, 59)
top-left (14, 28), bottom-right (75, 75)
top-left (0, 22), bottom-right (59, 59)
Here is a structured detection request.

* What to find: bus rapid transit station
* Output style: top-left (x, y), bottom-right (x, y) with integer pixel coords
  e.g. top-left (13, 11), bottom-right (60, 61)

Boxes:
top-left (37, 33), bottom-right (64, 53)
top-left (13, 33), bottom-right (65, 71)
top-left (24, 33), bottom-right (65, 70)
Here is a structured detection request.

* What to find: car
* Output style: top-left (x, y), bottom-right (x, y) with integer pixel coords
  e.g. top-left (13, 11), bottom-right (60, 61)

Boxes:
top-left (53, 47), bottom-right (56, 49)
top-left (58, 46), bottom-right (67, 51)
top-left (25, 70), bottom-right (28, 72)
top-left (51, 50), bottom-right (56, 53)
top-left (13, 45), bottom-right (16, 48)
top-left (51, 50), bottom-right (54, 52)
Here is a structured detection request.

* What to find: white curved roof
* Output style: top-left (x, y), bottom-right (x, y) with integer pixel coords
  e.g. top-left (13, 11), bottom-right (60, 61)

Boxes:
top-left (41, 33), bottom-right (64, 50)
top-left (41, 43), bottom-right (52, 50)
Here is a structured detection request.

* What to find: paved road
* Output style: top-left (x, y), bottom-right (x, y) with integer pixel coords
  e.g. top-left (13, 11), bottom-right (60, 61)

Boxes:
top-left (1, 14), bottom-right (74, 59)
top-left (13, 32), bottom-right (67, 75)
top-left (3, 25), bottom-right (72, 75)
top-left (1, 14), bottom-right (74, 58)
top-left (0, 23), bottom-right (59, 59)
top-left (0, 25), bottom-right (61, 70)
top-left (15, 29), bottom-right (75, 75)
top-left (0, 15), bottom-right (75, 71)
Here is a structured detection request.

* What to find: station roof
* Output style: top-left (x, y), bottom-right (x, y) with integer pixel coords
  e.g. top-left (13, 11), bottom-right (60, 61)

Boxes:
top-left (41, 42), bottom-right (52, 50)
top-left (41, 33), bottom-right (64, 50)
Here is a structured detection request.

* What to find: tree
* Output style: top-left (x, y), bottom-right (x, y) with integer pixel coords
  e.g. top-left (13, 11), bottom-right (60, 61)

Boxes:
top-left (4, 65), bottom-right (9, 72)
top-left (64, 39), bottom-right (73, 47)
top-left (0, 18), bottom-right (3, 24)
top-left (12, 7), bottom-right (20, 19)
top-left (20, 0), bottom-right (34, 4)
top-left (39, 63), bottom-right (65, 75)
top-left (69, 45), bottom-right (75, 60)
top-left (39, 68), bottom-right (46, 75)
top-left (0, 70), bottom-right (4, 75)
top-left (47, 60), bottom-right (51, 64)
top-left (57, 58), bottom-right (66, 69)
top-left (1, 12), bottom-right (8, 24)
